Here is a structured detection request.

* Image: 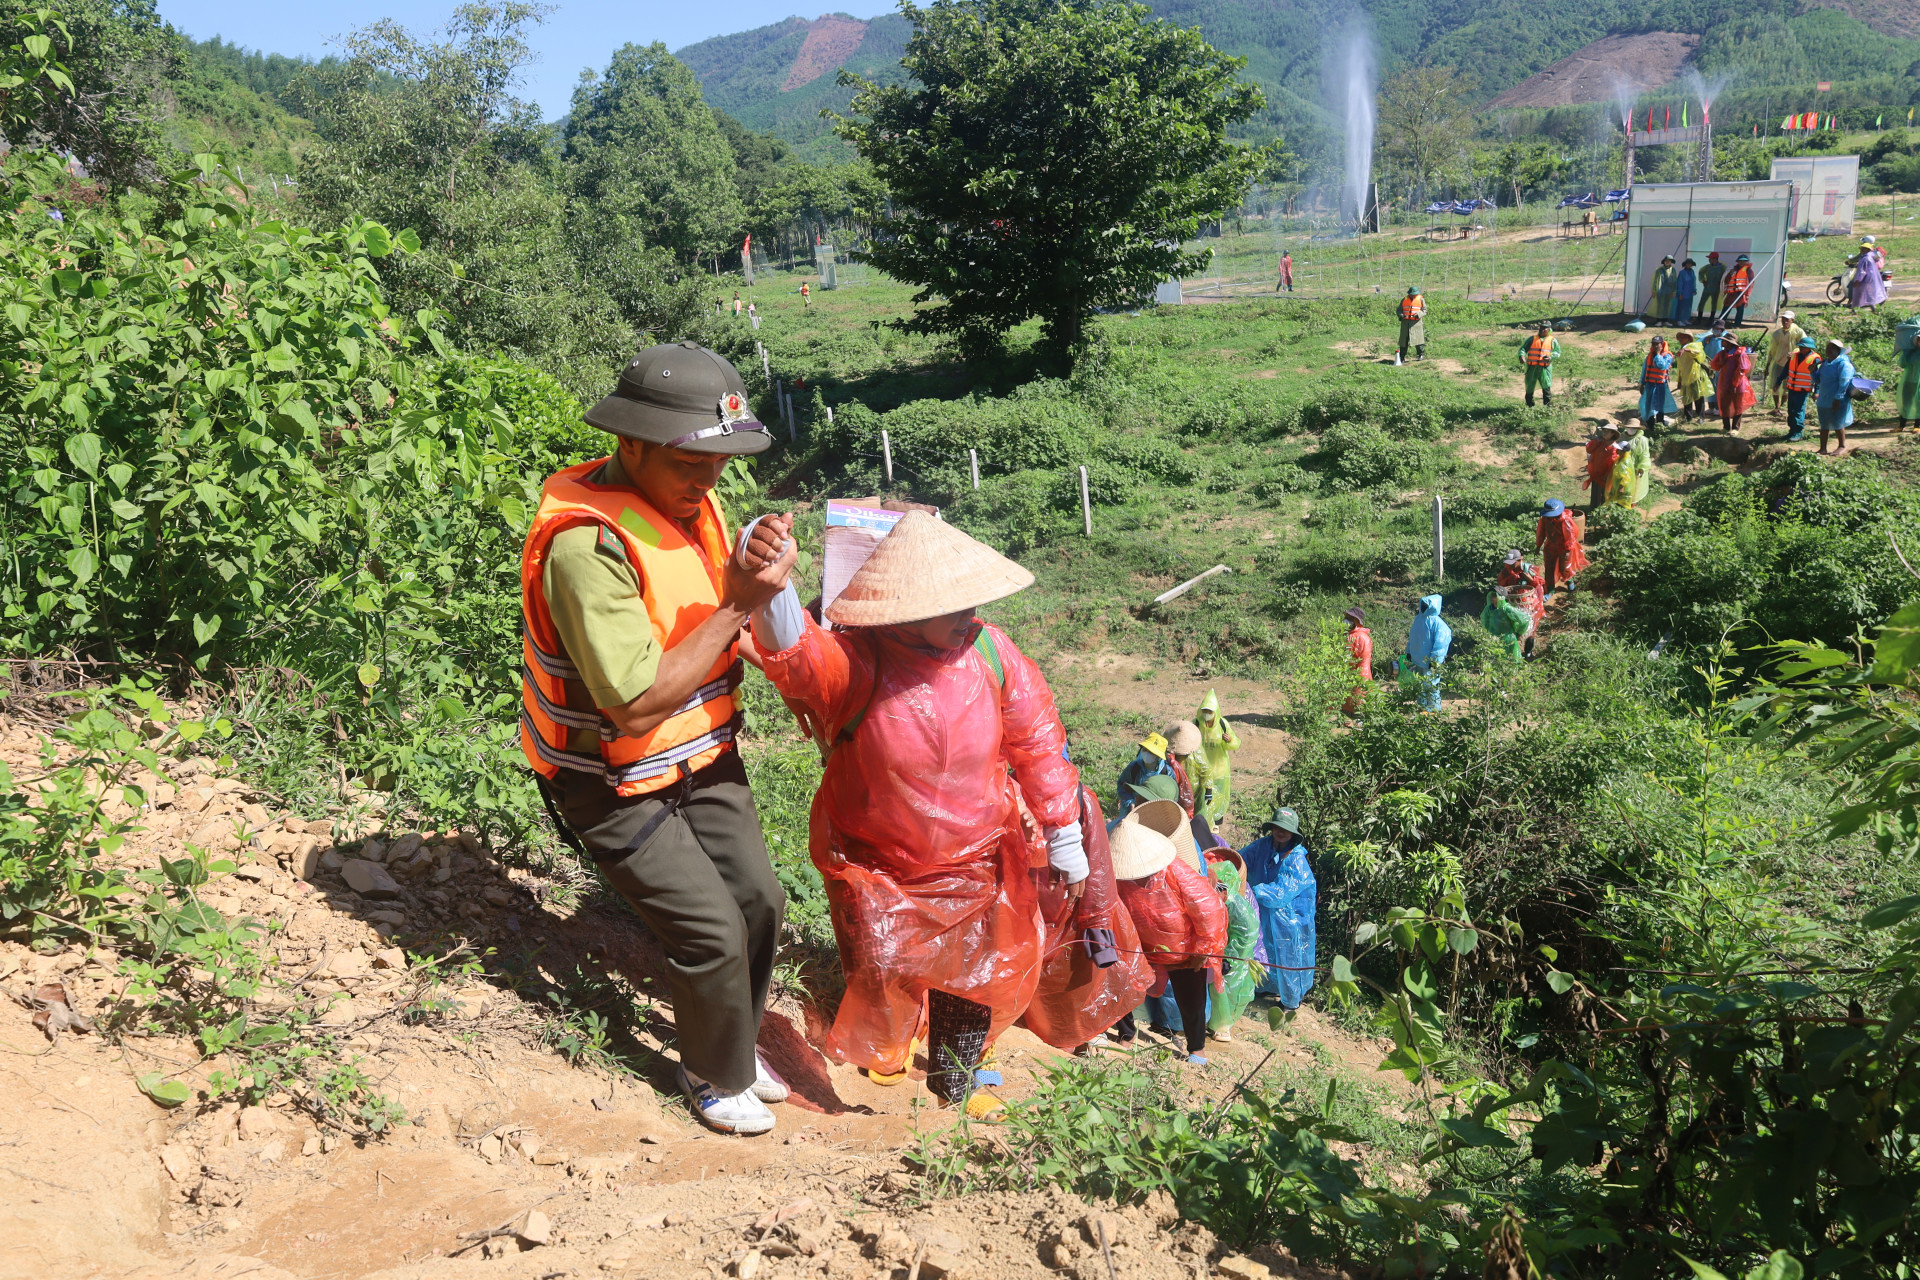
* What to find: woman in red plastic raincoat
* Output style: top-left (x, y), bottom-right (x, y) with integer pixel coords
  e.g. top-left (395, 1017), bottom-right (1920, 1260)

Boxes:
top-left (1109, 819), bottom-right (1227, 1066)
top-left (754, 511), bottom-right (1085, 1117)
top-left (1534, 498), bottom-right (1589, 593)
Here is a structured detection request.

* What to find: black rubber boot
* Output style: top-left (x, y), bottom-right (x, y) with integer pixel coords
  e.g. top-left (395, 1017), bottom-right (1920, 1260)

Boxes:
top-left (925, 990), bottom-right (992, 1105)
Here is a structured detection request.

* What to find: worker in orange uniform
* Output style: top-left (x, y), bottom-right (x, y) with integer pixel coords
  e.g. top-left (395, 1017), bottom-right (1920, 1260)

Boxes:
top-left (1783, 334), bottom-right (1821, 443)
top-left (520, 343), bottom-right (794, 1136)
top-left (1397, 287), bottom-right (1428, 364)
top-left (1723, 254), bottom-right (1755, 328)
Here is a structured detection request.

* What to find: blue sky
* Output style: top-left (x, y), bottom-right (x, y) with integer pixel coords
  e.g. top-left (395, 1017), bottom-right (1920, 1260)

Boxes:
top-left (157, 1), bottom-right (896, 118)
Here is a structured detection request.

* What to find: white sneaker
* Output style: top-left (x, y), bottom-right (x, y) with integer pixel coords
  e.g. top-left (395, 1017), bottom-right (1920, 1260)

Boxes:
top-left (678, 1064), bottom-right (775, 1136)
top-left (751, 1050), bottom-right (789, 1104)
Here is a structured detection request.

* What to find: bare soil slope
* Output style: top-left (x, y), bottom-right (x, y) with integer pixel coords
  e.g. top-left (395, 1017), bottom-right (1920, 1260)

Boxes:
top-left (1486, 33), bottom-right (1702, 109)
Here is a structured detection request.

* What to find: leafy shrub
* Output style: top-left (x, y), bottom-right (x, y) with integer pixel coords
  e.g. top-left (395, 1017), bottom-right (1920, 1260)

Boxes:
top-left (1446, 521), bottom-right (1533, 584)
top-left (1100, 434), bottom-right (1198, 485)
top-left (1297, 385), bottom-right (1444, 440)
top-left (1440, 482), bottom-right (1539, 525)
top-left (1478, 403), bottom-right (1570, 446)
top-left (1252, 463), bottom-right (1315, 500)
top-left (1584, 502), bottom-right (1637, 543)
top-left (948, 469), bottom-right (1072, 555)
top-left (1303, 492), bottom-right (1370, 531)
top-left (1290, 537), bottom-right (1383, 589)
top-left (1314, 422), bottom-right (1430, 491)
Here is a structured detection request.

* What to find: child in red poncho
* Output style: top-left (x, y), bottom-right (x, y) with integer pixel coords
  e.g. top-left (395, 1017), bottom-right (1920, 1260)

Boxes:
top-left (1109, 819), bottom-right (1228, 1065)
top-left (754, 512), bottom-right (1085, 1118)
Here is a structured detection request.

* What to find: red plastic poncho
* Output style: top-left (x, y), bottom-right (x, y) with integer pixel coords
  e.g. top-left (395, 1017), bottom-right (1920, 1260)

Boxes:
top-left (1114, 855), bottom-right (1228, 988)
top-left (1583, 440), bottom-right (1620, 497)
top-left (1711, 345), bottom-right (1759, 415)
top-left (1535, 513), bottom-right (1590, 580)
top-left (1343, 625), bottom-right (1373, 715)
top-left (758, 615), bottom-right (1079, 1074)
top-left (1021, 785), bottom-right (1156, 1050)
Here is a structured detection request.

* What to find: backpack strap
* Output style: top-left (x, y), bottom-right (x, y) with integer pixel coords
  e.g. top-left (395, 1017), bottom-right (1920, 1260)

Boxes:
top-left (834, 628), bottom-right (1004, 751)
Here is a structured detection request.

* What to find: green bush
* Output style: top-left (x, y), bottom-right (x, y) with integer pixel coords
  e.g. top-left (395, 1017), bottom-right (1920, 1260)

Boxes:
top-left (1314, 421), bottom-right (1431, 490)
top-left (1252, 462), bottom-right (1316, 500)
top-left (1297, 385), bottom-right (1444, 440)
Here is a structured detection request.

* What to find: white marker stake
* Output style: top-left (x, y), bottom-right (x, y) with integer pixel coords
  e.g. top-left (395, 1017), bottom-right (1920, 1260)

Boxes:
top-left (1431, 494), bottom-right (1445, 581)
top-left (826, 405), bottom-right (834, 425)
top-left (1079, 466), bottom-right (1092, 536)
top-left (882, 430), bottom-right (893, 484)
top-left (969, 448), bottom-right (980, 491)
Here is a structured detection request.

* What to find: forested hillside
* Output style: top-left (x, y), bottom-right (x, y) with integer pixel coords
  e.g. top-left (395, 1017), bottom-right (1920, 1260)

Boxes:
top-left (682, 0), bottom-right (1920, 153)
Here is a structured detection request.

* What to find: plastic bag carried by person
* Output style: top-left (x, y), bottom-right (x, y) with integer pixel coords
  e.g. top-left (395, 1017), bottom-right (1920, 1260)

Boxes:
top-left (1022, 785), bottom-right (1155, 1049)
top-left (1251, 846), bottom-right (1317, 1009)
top-left (1206, 859), bottom-right (1261, 1033)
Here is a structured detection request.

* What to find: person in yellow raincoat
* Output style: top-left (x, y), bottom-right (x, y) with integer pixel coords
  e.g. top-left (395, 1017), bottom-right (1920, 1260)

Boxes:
top-left (1607, 421), bottom-right (1652, 508)
top-left (1672, 331), bottom-right (1712, 423)
top-left (1194, 690), bottom-right (1240, 823)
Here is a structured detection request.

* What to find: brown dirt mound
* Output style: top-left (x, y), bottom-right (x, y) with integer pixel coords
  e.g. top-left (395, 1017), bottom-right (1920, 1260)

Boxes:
top-left (1487, 33), bottom-right (1701, 110)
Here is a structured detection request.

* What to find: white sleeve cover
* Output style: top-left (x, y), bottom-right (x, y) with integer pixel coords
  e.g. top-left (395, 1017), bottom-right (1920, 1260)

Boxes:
top-left (736, 515), bottom-right (805, 654)
top-left (1045, 821), bottom-right (1089, 884)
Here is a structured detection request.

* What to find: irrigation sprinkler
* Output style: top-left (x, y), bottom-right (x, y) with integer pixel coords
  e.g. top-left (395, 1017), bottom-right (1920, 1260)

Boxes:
top-left (1079, 466), bottom-right (1092, 536)
top-left (969, 449), bottom-right (980, 491)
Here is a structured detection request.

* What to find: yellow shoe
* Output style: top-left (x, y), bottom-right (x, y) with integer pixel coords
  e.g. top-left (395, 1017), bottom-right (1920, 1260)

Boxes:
top-left (944, 1090), bottom-right (1005, 1122)
top-left (865, 1066), bottom-right (909, 1086)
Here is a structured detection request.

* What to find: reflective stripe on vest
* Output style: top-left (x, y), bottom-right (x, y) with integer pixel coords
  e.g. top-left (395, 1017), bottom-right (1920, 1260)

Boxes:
top-left (1726, 267), bottom-right (1752, 301)
top-left (1400, 297), bottom-right (1425, 321)
top-left (1525, 337), bottom-right (1554, 367)
top-left (519, 459), bottom-right (740, 796)
top-left (1786, 351), bottom-right (1820, 391)
top-left (1643, 353), bottom-right (1668, 384)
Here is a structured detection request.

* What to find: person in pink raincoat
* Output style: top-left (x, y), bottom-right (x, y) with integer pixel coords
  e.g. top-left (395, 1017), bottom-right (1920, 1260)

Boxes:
top-left (752, 511), bottom-right (1085, 1118)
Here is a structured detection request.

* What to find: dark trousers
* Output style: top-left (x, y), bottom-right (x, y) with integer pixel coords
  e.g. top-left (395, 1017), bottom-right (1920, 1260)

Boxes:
top-left (558, 750), bottom-right (783, 1094)
top-left (1695, 290), bottom-right (1719, 321)
top-left (1786, 389), bottom-right (1810, 439)
top-left (1165, 969), bottom-right (1210, 1054)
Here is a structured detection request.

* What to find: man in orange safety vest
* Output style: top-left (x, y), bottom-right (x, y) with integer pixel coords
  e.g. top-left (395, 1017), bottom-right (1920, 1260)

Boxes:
top-left (1397, 287), bottom-right (1428, 364)
top-left (520, 342), bottom-right (797, 1136)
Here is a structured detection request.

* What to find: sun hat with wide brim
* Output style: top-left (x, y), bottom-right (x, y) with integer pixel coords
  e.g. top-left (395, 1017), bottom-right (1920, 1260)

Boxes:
top-left (1163, 721), bottom-right (1202, 756)
top-left (1126, 799), bottom-right (1203, 873)
top-left (1127, 773), bottom-right (1181, 805)
top-left (824, 510), bottom-right (1034, 627)
top-left (1108, 819), bottom-right (1177, 882)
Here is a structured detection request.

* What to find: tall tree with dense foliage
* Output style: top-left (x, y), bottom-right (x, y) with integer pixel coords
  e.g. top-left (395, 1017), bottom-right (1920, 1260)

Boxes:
top-left (834, 0), bottom-right (1263, 357)
top-left (564, 43), bottom-right (743, 265)
top-left (0, 0), bottom-right (180, 191)
top-left (1377, 64), bottom-right (1477, 199)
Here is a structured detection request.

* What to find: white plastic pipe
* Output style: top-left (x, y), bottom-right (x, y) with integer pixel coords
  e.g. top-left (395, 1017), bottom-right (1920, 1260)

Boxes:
top-left (970, 449), bottom-right (980, 491)
top-left (1079, 466), bottom-right (1092, 536)
top-left (1152, 565), bottom-right (1232, 606)
top-left (1432, 494), bottom-right (1445, 580)
top-left (882, 430), bottom-right (893, 484)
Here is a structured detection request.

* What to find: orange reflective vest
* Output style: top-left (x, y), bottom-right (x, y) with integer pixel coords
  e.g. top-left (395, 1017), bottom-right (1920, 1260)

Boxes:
top-left (1524, 336), bottom-right (1555, 367)
top-left (520, 460), bottom-right (740, 796)
top-left (1400, 296), bottom-right (1426, 321)
top-left (1785, 349), bottom-right (1821, 392)
top-left (1643, 352), bottom-right (1669, 384)
top-left (1724, 265), bottom-right (1753, 303)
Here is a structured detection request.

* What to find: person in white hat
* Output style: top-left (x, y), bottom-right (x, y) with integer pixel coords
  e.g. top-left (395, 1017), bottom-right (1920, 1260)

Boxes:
top-left (1108, 820), bottom-right (1227, 1065)
top-left (752, 511), bottom-right (1084, 1118)
top-left (1765, 310), bottom-right (1807, 414)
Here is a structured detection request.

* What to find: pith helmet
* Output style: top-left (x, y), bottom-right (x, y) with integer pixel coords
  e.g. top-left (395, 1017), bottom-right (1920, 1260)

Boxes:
top-left (584, 341), bottom-right (771, 455)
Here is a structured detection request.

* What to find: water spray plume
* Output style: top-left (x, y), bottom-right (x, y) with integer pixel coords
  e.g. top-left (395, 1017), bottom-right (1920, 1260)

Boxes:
top-left (1337, 25), bottom-right (1376, 228)
top-left (1681, 68), bottom-right (1735, 125)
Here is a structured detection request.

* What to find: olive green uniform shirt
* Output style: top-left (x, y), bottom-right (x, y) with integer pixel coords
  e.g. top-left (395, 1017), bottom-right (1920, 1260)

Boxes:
top-left (542, 453), bottom-right (664, 728)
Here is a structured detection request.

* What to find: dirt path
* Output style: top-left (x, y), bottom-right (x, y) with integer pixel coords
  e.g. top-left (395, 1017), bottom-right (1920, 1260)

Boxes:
top-left (0, 709), bottom-right (1395, 1279)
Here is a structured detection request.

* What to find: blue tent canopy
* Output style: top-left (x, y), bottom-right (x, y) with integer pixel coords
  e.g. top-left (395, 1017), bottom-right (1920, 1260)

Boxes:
top-left (1449, 200), bottom-right (1477, 216)
top-left (1424, 201), bottom-right (1449, 214)
top-left (1557, 193), bottom-right (1598, 208)
top-left (1604, 189), bottom-right (1632, 202)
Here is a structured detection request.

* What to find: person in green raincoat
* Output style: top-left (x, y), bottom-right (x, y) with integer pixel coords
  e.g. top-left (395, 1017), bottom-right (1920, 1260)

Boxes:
top-left (1205, 851), bottom-right (1260, 1043)
top-left (1479, 586), bottom-right (1532, 661)
top-left (1194, 691), bottom-right (1239, 823)
top-left (1648, 256), bottom-right (1677, 326)
top-left (1898, 314), bottom-right (1920, 433)
top-left (1607, 420), bottom-right (1652, 509)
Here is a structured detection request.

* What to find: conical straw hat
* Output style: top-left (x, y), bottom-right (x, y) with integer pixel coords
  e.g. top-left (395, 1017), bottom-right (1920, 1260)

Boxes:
top-left (1126, 799), bottom-right (1202, 873)
top-left (825, 510), bottom-right (1035, 627)
top-left (1108, 819), bottom-right (1176, 881)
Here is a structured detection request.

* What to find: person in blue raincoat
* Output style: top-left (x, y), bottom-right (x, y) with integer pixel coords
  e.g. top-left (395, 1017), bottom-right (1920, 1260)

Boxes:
top-left (1672, 258), bottom-right (1698, 327)
top-left (1115, 732), bottom-right (1172, 817)
top-left (1814, 338), bottom-right (1857, 456)
top-left (1239, 807), bottom-right (1316, 1009)
top-left (1402, 594), bottom-right (1451, 712)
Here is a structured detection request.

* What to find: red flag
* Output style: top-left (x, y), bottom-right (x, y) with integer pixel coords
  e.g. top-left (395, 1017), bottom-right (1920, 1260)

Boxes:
top-left (1648, 107), bottom-right (1654, 132)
